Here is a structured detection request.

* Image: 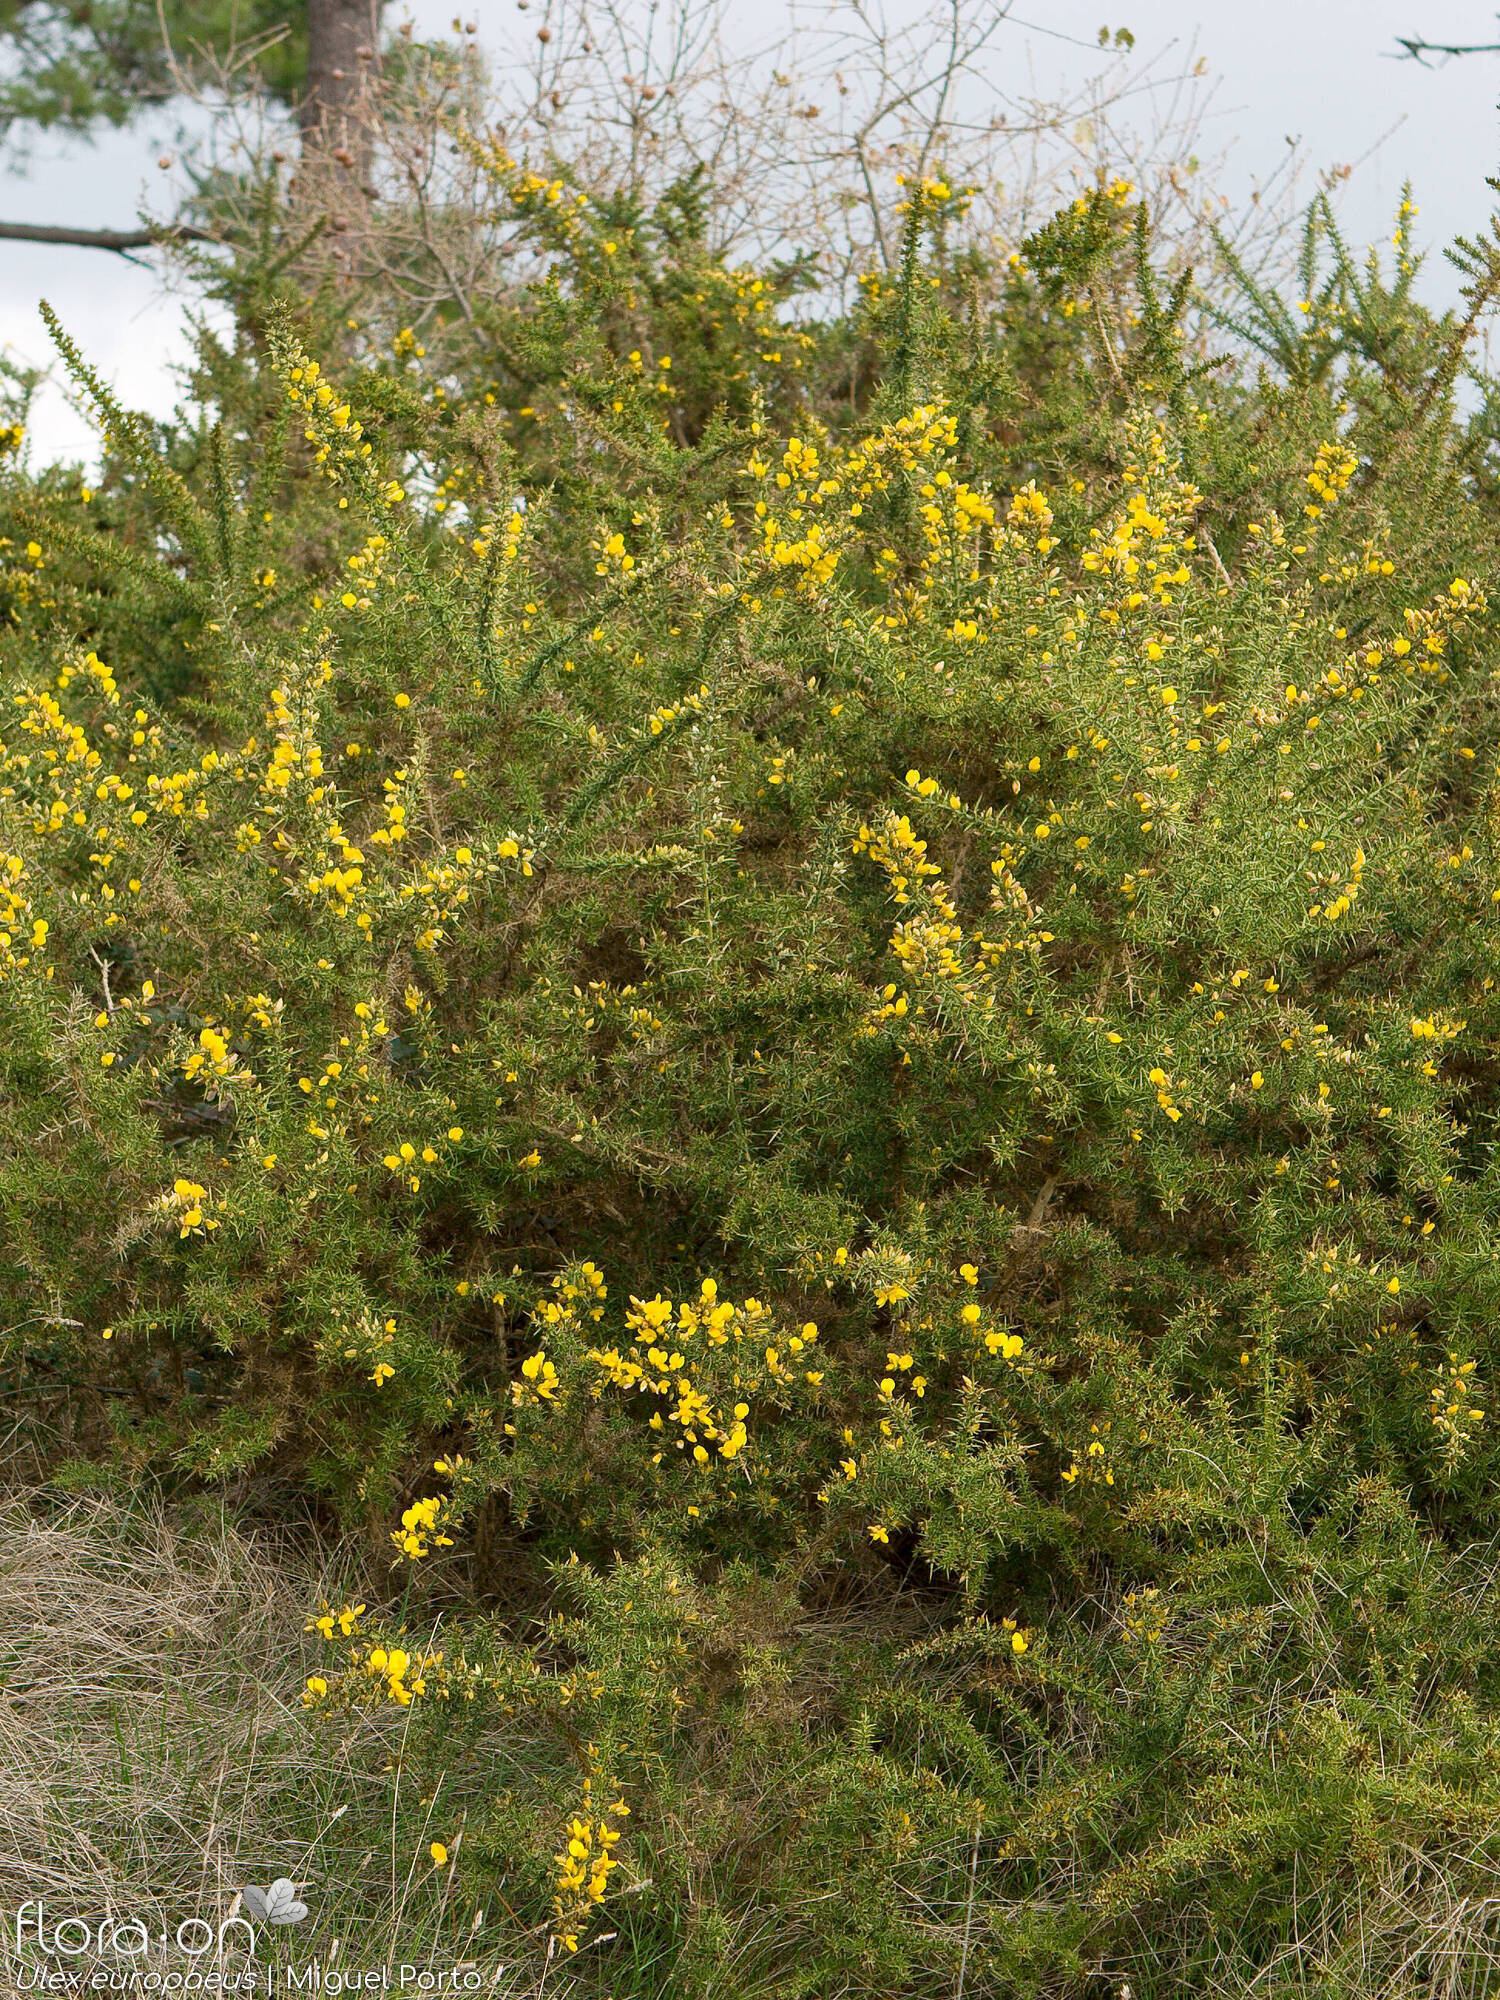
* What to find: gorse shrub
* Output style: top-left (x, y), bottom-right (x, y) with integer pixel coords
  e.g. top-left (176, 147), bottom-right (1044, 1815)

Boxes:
top-left (8, 157), bottom-right (1500, 1995)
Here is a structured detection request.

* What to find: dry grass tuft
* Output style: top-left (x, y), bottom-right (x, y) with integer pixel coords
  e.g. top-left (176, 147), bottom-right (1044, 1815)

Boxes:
top-left (0, 1491), bottom-right (534, 1994)
top-left (0, 1492), bottom-right (337, 1921)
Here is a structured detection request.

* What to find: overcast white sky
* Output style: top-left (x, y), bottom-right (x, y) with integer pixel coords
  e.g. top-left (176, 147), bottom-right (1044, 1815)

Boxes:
top-left (4, 0), bottom-right (1500, 466)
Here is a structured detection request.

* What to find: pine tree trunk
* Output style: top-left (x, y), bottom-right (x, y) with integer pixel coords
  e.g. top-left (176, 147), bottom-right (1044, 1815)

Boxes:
top-left (300, 0), bottom-right (383, 158)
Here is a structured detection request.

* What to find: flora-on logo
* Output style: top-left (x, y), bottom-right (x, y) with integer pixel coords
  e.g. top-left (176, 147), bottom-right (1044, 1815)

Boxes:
top-left (13, 1901), bottom-right (257, 1957)
top-left (239, 1880), bottom-right (309, 1926)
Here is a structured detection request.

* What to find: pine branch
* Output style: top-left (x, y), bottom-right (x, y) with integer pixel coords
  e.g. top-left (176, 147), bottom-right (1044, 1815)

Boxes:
top-left (1395, 35), bottom-right (1500, 63)
top-left (0, 221), bottom-right (215, 256)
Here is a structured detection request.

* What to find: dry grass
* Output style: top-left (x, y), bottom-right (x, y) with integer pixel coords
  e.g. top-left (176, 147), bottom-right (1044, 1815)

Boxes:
top-left (0, 1489), bottom-right (532, 1996)
top-left (0, 1491), bottom-right (318, 1915)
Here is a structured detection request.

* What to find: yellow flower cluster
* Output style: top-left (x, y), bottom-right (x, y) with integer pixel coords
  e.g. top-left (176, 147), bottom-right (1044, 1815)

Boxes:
top-left (1121, 1587), bottom-right (1166, 1645)
top-left (854, 794), bottom-right (1052, 1044)
top-left (391, 1494), bottom-right (455, 1561)
top-left (1429, 1355), bottom-right (1485, 1459)
top-left (362, 1642), bottom-right (442, 1705)
top-left (263, 662), bottom-right (331, 801)
top-left (1303, 439), bottom-right (1358, 517)
top-left (1061, 1423), bottom-right (1116, 1488)
top-left (278, 343), bottom-right (376, 492)
top-left (1080, 425), bottom-right (1201, 593)
top-left (470, 507), bottom-right (526, 566)
top-left (747, 404), bottom-right (977, 616)
top-left (181, 1023), bottom-right (238, 1085)
top-left (0, 851), bottom-right (44, 978)
top-left (535, 1261), bottom-right (608, 1326)
top-left (1006, 479), bottom-right (1056, 553)
top-left (338, 531), bottom-right (393, 612)
top-left (516, 1349), bottom-right (560, 1401)
top-left (158, 1177), bottom-right (221, 1239)
top-left (302, 1601), bottom-right (457, 1711)
top-left (466, 138), bottom-right (593, 249)
top-left (553, 1780), bottom-right (629, 1953)
top-left (311, 1600), bottom-right (367, 1640)
top-left (507, 1272), bottom-right (829, 1484)
top-left (1410, 1014), bottom-right (1465, 1042)
top-left (1312, 845), bottom-right (1364, 925)
top-left (595, 530), bottom-right (635, 575)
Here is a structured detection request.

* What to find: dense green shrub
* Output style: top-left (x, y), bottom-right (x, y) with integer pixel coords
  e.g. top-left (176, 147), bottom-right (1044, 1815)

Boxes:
top-left (7, 158), bottom-right (1500, 1994)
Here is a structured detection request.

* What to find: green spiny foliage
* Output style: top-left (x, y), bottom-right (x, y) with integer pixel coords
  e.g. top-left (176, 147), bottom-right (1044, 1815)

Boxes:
top-left (5, 163), bottom-right (1500, 1995)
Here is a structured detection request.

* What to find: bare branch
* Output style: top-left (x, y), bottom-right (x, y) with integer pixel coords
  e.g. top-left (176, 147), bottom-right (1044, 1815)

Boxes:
top-left (1394, 35), bottom-right (1500, 64)
top-left (0, 221), bottom-right (215, 254)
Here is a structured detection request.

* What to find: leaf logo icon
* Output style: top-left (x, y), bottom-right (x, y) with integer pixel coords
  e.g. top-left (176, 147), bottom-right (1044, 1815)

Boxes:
top-left (239, 1880), bottom-right (309, 1925)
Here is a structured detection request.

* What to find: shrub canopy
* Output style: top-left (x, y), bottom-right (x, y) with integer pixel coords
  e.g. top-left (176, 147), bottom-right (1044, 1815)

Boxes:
top-left (6, 159), bottom-right (1500, 1994)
